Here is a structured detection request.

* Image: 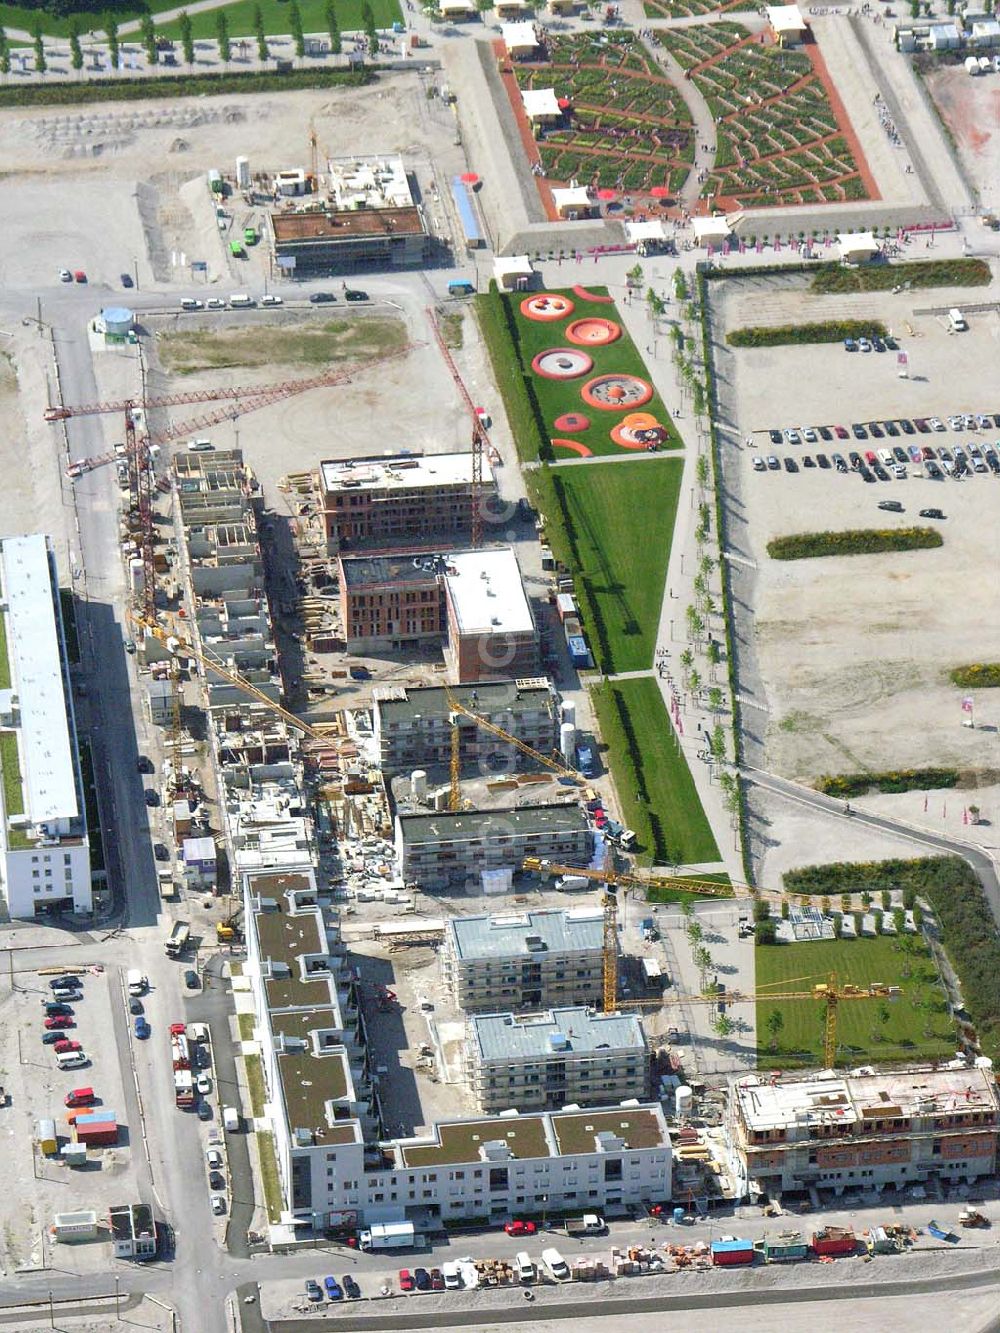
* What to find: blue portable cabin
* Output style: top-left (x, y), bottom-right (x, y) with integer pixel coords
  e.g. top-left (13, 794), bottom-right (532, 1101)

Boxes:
top-left (451, 177), bottom-right (483, 251)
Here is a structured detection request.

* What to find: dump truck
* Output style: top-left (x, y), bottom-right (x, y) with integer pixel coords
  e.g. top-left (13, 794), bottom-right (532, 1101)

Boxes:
top-left (165, 920), bottom-right (190, 957)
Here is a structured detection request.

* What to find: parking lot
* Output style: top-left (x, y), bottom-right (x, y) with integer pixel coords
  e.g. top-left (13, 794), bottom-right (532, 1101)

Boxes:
top-left (714, 277), bottom-right (1000, 786)
top-left (0, 956), bottom-right (140, 1273)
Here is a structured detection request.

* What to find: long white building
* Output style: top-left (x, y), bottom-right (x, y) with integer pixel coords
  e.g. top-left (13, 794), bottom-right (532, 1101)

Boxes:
top-left (0, 535), bottom-right (91, 919)
top-left (245, 872), bottom-right (672, 1232)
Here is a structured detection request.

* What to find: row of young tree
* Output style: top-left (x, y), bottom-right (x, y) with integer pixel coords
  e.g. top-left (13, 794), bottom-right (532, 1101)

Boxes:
top-left (0, 2), bottom-right (385, 74)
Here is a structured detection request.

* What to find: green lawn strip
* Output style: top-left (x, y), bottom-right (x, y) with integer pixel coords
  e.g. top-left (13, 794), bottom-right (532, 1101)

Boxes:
top-left (255, 1129), bottom-right (283, 1223)
top-left (506, 287), bottom-right (679, 459)
top-left (77, 738), bottom-right (105, 872)
top-left (527, 459), bottom-right (681, 674)
top-left (475, 289), bottom-right (549, 464)
top-left (0, 611), bottom-right (9, 689)
top-left (767, 528), bottom-right (942, 560)
top-left (592, 676), bottom-right (720, 866)
top-left (811, 258), bottom-right (991, 294)
top-left (58, 589), bottom-right (80, 665)
top-left (244, 1051), bottom-right (267, 1117)
top-left (0, 730), bottom-right (24, 818)
top-left (755, 934), bottom-right (954, 1070)
top-left (154, 0), bottom-right (400, 41)
top-left (0, 0), bottom-right (175, 37)
top-left (0, 65), bottom-right (369, 106)
top-left (238, 1012), bottom-right (256, 1041)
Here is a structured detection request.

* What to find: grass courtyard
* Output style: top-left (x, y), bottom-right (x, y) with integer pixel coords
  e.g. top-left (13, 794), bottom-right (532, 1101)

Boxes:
top-left (0, 0), bottom-right (401, 39)
top-left (755, 935), bottom-right (955, 1070)
top-left (592, 676), bottom-right (719, 866)
top-left (528, 458), bottom-right (681, 675)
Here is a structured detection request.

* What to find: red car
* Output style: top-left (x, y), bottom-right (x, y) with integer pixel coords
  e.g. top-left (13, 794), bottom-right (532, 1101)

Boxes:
top-left (833, 424), bottom-right (849, 440)
top-left (54, 1039), bottom-right (82, 1053)
top-left (169, 1022), bottom-right (186, 1036)
top-left (504, 1219), bottom-right (537, 1237)
top-left (44, 1015), bottom-right (74, 1030)
top-left (73, 270), bottom-right (87, 283)
top-left (398, 1269), bottom-right (414, 1292)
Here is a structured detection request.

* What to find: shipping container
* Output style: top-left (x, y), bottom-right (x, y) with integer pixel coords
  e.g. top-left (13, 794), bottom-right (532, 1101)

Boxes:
top-left (566, 634), bottom-right (593, 668)
top-left (755, 1237), bottom-right (808, 1263)
top-left (556, 593), bottom-right (578, 622)
top-left (811, 1226), bottom-right (856, 1256)
top-left (710, 1238), bottom-right (754, 1267)
top-left (35, 1118), bottom-right (58, 1155)
top-left (74, 1121), bottom-right (118, 1146)
top-left (51, 1210), bottom-right (99, 1242)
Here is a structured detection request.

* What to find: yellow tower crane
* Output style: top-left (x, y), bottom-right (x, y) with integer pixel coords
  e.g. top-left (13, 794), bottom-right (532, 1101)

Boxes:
top-left (620, 973), bottom-right (898, 1069)
top-left (133, 615), bottom-right (338, 746)
top-left (444, 687), bottom-right (584, 812)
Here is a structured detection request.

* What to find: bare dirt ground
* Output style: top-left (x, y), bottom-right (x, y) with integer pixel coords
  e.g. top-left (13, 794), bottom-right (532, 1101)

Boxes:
top-left (923, 63), bottom-right (1000, 215)
top-left (0, 75), bottom-right (469, 292)
top-left (715, 271), bottom-right (1000, 783)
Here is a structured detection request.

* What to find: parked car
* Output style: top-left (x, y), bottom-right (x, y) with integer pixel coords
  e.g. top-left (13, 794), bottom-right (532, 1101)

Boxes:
top-left (136, 755), bottom-right (154, 773)
top-left (926, 461), bottom-right (943, 479)
top-left (892, 446), bottom-right (908, 464)
top-left (802, 427), bottom-right (817, 443)
top-left (914, 418), bottom-right (930, 433)
top-left (413, 1268), bottom-right (432, 1292)
top-left (309, 292), bottom-right (337, 304)
top-left (58, 268), bottom-right (73, 282)
top-left (41, 1031), bottom-right (64, 1045)
top-left (919, 508), bottom-right (945, 519)
top-left (184, 969), bottom-right (201, 991)
top-left (818, 426), bottom-right (832, 441)
top-left (209, 1170), bottom-right (226, 1190)
top-left (135, 1017), bottom-right (151, 1040)
top-left (766, 455), bottom-right (779, 470)
top-left (197, 1074), bottom-right (212, 1094)
top-left (802, 455), bottom-right (815, 468)
top-left (211, 1195), bottom-right (227, 1215)
top-left (324, 1276), bottom-right (343, 1300)
top-left (878, 500), bottom-right (904, 512)
top-left (843, 337), bottom-right (857, 352)
top-left (908, 445), bottom-right (922, 463)
top-left (872, 463), bottom-right (890, 481)
top-left (205, 297), bottom-right (227, 310)
top-left (768, 429), bottom-right (782, 445)
top-left (869, 422), bottom-right (884, 438)
top-left (900, 419), bottom-right (915, 435)
top-left (50, 975), bottom-right (81, 990)
top-left (121, 272), bottom-right (134, 288)
top-left (752, 455), bottom-right (766, 472)
top-left (73, 270), bottom-right (87, 283)
top-left (206, 1148), bottom-right (224, 1169)
top-left (343, 1274), bottom-right (361, 1299)
top-left (929, 417), bottom-right (945, 431)
top-left (430, 1268), bottom-right (445, 1290)
top-left (54, 1039), bottom-right (82, 1053)
top-left (398, 1269), bottom-right (415, 1292)
top-left (197, 1101), bottom-right (213, 1120)
top-left (783, 456), bottom-right (798, 472)
top-left (851, 423), bottom-right (868, 439)
top-left (305, 1280), bottom-right (323, 1302)
top-left (260, 294), bottom-right (283, 306)
top-left (505, 1220), bottom-right (537, 1236)
top-left (816, 453), bottom-right (831, 469)
top-left (129, 999), bottom-right (144, 1015)
top-left (884, 421), bottom-right (899, 437)
top-left (848, 451), bottom-right (862, 469)
top-left (44, 1015), bottom-right (74, 1030)
top-left (833, 424), bottom-right (849, 439)
top-left (144, 789), bottom-right (159, 806)
top-left (154, 843), bottom-right (169, 861)
top-left (344, 289), bottom-right (369, 302)
top-left (783, 428), bottom-right (800, 444)
top-left (832, 454), bottom-right (848, 473)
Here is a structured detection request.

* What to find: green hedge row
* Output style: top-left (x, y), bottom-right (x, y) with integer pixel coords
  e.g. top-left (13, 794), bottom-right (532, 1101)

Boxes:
top-left (0, 66), bottom-right (371, 107)
top-left (811, 258), bottom-right (991, 294)
top-left (696, 265), bottom-right (754, 885)
top-left (474, 287), bottom-right (551, 464)
top-left (767, 527), bottom-right (943, 560)
top-left (817, 767), bottom-right (959, 797)
top-left (785, 856), bottom-right (1000, 1059)
top-left (727, 319), bottom-right (888, 347)
top-left (950, 663), bottom-right (1000, 689)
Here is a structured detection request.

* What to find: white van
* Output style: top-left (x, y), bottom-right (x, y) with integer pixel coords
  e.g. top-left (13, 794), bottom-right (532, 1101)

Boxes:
top-left (948, 308), bottom-right (968, 332)
top-left (223, 1106), bottom-right (241, 1133)
top-left (515, 1251), bottom-right (536, 1283)
top-left (229, 293), bottom-right (254, 309)
top-left (127, 969), bottom-right (147, 997)
top-left (56, 1051), bottom-right (88, 1070)
top-left (189, 439), bottom-right (214, 453)
top-left (541, 1247), bottom-right (569, 1280)
top-left (877, 448), bottom-right (893, 467)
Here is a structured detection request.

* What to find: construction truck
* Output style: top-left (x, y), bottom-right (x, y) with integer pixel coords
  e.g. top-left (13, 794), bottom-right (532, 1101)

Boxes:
top-left (216, 916), bottom-right (242, 943)
top-left (165, 920), bottom-right (190, 958)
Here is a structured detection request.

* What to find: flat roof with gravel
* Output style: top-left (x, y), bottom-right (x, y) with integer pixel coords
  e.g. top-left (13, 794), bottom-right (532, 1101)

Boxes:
top-left (375, 679), bottom-right (554, 725)
top-left (320, 452), bottom-right (474, 496)
top-left (400, 803), bottom-right (589, 846)
top-left (448, 906), bottom-right (604, 961)
top-left (340, 554), bottom-right (443, 590)
top-left (272, 207), bottom-right (425, 242)
top-left (471, 1006), bottom-right (646, 1063)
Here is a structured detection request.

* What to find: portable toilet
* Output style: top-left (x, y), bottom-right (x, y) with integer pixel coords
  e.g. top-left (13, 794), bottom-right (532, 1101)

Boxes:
top-left (35, 1118), bottom-right (58, 1155)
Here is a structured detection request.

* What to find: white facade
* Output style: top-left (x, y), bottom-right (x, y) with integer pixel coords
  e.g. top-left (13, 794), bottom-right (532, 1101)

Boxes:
top-left (0, 535), bottom-right (91, 919)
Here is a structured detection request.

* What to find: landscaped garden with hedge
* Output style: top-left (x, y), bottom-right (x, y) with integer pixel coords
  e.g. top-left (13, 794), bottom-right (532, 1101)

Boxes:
top-left (950, 664), bottom-right (1000, 689)
top-left (514, 32), bottom-right (695, 197)
top-left (655, 23), bottom-right (870, 209)
top-left (816, 767), bottom-right (958, 798)
top-left (781, 856), bottom-right (1000, 1062)
top-left (810, 257), bottom-right (991, 293)
top-left (727, 318), bottom-right (888, 347)
top-left (766, 528), bottom-right (943, 560)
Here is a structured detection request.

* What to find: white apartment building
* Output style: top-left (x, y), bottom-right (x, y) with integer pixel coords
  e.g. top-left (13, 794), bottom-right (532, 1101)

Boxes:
top-left (727, 1064), bottom-right (1000, 1200)
top-left (467, 1006), bottom-right (648, 1114)
top-left (245, 874), bottom-right (671, 1232)
top-left (0, 535), bottom-right (91, 918)
top-left (443, 908), bottom-right (606, 1012)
